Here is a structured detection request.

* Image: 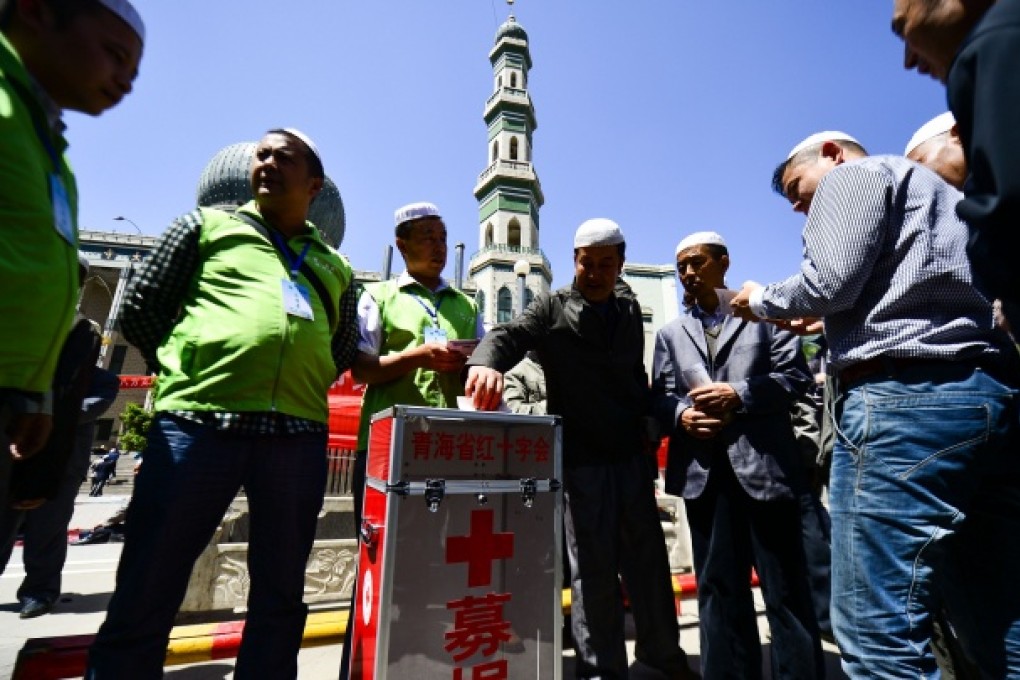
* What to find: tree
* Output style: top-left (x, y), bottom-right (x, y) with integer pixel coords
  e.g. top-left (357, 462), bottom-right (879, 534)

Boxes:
top-left (118, 402), bottom-right (153, 453)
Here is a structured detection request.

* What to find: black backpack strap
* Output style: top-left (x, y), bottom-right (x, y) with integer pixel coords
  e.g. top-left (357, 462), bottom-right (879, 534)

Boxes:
top-left (235, 212), bottom-right (337, 330)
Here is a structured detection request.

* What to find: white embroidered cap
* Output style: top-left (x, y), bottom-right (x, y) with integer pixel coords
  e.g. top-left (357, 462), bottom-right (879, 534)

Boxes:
top-left (281, 128), bottom-right (322, 169)
top-left (574, 218), bottom-right (624, 248)
top-left (98, 0), bottom-right (145, 42)
top-left (394, 202), bottom-right (441, 228)
top-left (785, 131), bottom-right (861, 161)
top-left (905, 112), bottom-right (955, 156)
top-left (675, 231), bottom-right (727, 256)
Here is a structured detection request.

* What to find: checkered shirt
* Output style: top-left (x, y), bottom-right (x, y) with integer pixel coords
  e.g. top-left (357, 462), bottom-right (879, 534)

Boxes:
top-left (758, 156), bottom-right (999, 372)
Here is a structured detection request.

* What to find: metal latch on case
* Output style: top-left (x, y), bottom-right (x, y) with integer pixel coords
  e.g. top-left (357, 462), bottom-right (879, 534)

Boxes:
top-left (520, 478), bottom-right (537, 508)
top-left (425, 478), bottom-right (446, 512)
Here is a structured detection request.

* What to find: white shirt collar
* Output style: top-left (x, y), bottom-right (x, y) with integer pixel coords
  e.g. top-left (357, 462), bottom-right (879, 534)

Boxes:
top-left (396, 270), bottom-right (449, 293)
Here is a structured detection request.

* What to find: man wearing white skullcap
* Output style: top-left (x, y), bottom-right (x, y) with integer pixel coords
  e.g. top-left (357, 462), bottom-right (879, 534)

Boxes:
top-left (0, 0), bottom-right (144, 532)
top-left (337, 202), bottom-right (481, 677)
top-left (88, 128), bottom-right (357, 677)
top-left (654, 231), bottom-right (822, 678)
top-left (905, 112), bottom-right (966, 191)
top-left (731, 128), bottom-right (1020, 677)
top-left (769, 131), bottom-right (866, 214)
top-left (465, 219), bottom-right (698, 679)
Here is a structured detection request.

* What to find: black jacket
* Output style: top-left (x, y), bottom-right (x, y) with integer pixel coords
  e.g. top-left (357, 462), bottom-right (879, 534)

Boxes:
top-left (948, 0), bottom-right (1020, 306)
top-left (468, 279), bottom-right (653, 468)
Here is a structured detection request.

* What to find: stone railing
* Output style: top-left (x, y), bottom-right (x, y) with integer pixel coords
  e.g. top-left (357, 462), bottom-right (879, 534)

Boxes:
top-left (470, 244), bottom-right (552, 274)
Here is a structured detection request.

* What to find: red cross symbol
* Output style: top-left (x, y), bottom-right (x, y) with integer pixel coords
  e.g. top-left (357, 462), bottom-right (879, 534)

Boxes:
top-left (446, 509), bottom-right (514, 587)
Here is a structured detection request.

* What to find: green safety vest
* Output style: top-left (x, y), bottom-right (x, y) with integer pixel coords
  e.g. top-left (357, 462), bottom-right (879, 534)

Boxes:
top-left (357, 278), bottom-right (478, 449)
top-left (0, 34), bottom-right (79, 393)
top-left (154, 203), bottom-right (352, 422)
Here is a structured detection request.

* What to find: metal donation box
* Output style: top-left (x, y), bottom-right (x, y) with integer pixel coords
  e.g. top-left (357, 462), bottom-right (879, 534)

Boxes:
top-left (350, 406), bottom-right (563, 679)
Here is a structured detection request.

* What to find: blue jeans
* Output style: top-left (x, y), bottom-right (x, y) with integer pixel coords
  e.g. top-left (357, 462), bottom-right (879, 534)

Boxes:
top-left (86, 415), bottom-right (327, 679)
top-left (831, 364), bottom-right (1020, 678)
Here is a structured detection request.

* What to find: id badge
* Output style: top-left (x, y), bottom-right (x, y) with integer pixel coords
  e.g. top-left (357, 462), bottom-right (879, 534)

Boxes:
top-left (50, 174), bottom-right (75, 245)
top-left (424, 326), bottom-right (448, 344)
top-left (281, 278), bottom-right (314, 320)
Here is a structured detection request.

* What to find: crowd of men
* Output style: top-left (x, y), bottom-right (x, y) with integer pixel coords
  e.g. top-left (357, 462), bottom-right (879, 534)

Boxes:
top-left (2, 0), bottom-right (1019, 678)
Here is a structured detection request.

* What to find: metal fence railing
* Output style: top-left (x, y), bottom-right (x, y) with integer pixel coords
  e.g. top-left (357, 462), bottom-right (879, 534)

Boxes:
top-left (326, 448), bottom-right (357, 496)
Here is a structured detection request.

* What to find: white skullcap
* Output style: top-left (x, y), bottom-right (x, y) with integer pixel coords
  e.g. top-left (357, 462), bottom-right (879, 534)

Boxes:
top-left (98, 0), bottom-right (145, 42)
top-left (675, 231), bottom-right (727, 257)
top-left (904, 112), bottom-right (956, 156)
top-left (574, 218), bottom-right (624, 248)
top-left (394, 201), bottom-right (441, 228)
top-left (785, 131), bottom-right (861, 161)
top-left (281, 128), bottom-right (322, 169)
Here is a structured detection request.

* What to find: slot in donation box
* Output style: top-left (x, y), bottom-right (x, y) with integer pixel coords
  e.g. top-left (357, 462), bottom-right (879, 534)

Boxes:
top-left (350, 406), bottom-right (563, 680)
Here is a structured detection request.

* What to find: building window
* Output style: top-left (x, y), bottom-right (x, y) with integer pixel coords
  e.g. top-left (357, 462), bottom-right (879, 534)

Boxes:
top-left (507, 219), bottom-right (521, 248)
top-left (109, 344), bottom-right (129, 374)
top-left (492, 140), bottom-right (499, 162)
top-left (485, 222), bottom-right (494, 247)
top-left (497, 76), bottom-right (502, 88)
top-left (509, 136), bottom-right (519, 161)
top-left (524, 288), bottom-right (534, 309)
top-left (497, 287), bottom-right (513, 323)
top-left (510, 72), bottom-right (517, 88)
top-left (476, 290), bottom-right (486, 317)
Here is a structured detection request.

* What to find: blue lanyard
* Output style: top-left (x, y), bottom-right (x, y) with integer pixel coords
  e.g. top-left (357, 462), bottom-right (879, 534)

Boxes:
top-left (270, 231), bottom-right (311, 279)
top-left (411, 292), bottom-right (444, 327)
top-left (8, 77), bottom-right (62, 172)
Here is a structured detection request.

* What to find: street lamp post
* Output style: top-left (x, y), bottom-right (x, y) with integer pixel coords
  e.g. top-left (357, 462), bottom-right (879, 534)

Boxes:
top-left (114, 216), bottom-right (142, 234)
top-left (513, 259), bottom-right (529, 317)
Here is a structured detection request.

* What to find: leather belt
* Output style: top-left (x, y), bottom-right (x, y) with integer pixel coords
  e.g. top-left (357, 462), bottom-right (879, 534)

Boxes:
top-left (837, 356), bottom-right (956, 387)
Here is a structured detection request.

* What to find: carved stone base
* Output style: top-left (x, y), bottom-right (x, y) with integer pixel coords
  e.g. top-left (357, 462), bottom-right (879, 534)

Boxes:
top-left (179, 493), bottom-right (694, 615)
top-left (180, 496), bottom-right (358, 614)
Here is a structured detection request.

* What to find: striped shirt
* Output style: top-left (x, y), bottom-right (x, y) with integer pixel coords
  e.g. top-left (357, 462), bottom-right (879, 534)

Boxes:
top-left (120, 209), bottom-right (359, 435)
top-left (751, 156), bottom-right (999, 371)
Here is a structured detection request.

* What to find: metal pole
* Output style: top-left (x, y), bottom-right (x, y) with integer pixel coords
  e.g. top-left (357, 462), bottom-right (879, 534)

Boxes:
top-left (454, 243), bottom-right (465, 289)
top-left (114, 216), bottom-right (142, 234)
top-left (382, 245), bottom-right (393, 280)
top-left (516, 273), bottom-right (525, 317)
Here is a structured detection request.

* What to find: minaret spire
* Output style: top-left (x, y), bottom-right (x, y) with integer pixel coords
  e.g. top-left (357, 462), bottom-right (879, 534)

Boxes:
top-left (469, 7), bottom-right (550, 326)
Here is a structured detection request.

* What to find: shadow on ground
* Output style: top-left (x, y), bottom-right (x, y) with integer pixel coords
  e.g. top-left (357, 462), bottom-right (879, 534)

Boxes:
top-left (164, 663), bottom-right (234, 679)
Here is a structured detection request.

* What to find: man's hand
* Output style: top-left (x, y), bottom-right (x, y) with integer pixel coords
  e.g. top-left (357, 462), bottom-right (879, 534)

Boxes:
top-left (680, 407), bottom-right (724, 439)
top-left (7, 413), bottom-right (52, 460)
top-left (413, 342), bottom-right (468, 373)
top-left (730, 282), bottom-right (763, 322)
top-left (772, 317), bottom-right (824, 335)
top-left (465, 366), bottom-right (504, 411)
top-left (689, 382), bottom-right (741, 416)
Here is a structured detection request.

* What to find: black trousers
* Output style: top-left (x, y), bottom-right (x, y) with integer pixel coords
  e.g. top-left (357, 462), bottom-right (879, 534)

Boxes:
top-left (564, 455), bottom-right (690, 679)
top-left (685, 455), bottom-right (823, 679)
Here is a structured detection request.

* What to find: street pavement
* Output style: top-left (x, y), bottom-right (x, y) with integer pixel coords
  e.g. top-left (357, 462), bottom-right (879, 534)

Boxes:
top-left (0, 492), bottom-right (848, 679)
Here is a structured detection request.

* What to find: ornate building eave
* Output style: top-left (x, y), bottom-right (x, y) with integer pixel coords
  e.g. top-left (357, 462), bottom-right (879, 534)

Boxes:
top-left (473, 160), bottom-right (544, 206)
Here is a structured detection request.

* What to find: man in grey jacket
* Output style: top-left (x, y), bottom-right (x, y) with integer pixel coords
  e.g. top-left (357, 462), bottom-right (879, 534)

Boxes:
top-left (466, 219), bottom-right (696, 680)
top-left (652, 231), bottom-right (821, 679)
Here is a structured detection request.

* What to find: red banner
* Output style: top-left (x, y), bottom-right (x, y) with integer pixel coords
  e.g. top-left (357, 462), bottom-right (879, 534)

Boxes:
top-left (118, 375), bottom-right (154, 389)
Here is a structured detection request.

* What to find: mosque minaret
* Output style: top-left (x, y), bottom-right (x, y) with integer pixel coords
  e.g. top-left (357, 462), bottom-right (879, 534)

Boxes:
top-left (469, 8), bottom-right (551, 327)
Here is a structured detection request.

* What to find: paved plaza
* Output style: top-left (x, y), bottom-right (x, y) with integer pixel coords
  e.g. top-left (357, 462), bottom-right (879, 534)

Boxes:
top-left (0, 489), bottom-right (847, 679)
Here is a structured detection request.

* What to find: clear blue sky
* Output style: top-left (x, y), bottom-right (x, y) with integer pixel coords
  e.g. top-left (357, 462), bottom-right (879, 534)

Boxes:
top-left (68, 1), bottom-right (947, 292)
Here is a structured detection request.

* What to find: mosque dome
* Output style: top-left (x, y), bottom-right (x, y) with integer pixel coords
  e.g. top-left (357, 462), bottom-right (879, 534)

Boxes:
top-left (195, 141), bottom-right (347, 248)
top-left (495, 15), bottom-right (528, 43)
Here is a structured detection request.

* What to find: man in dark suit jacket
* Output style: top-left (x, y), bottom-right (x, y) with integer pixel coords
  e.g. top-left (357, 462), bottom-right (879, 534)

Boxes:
top-left (652, 231), bottom-right (822, 679)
